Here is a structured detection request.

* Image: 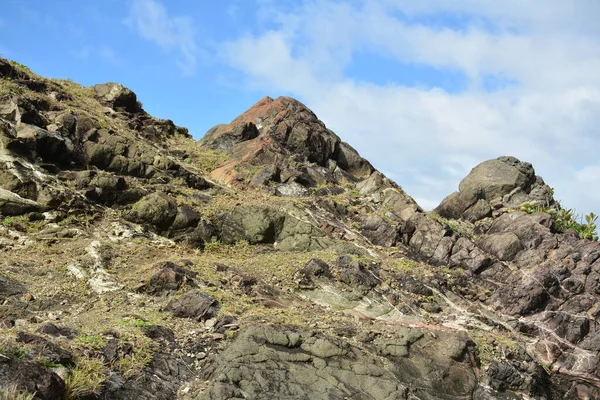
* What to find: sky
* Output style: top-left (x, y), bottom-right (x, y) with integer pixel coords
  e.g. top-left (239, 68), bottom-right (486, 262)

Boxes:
top-left (1, 0), bottom-right (599, 215)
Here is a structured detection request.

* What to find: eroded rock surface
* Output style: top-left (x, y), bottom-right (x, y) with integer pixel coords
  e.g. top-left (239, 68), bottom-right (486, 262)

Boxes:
top-left (1, 58), bottom-right (598, 400)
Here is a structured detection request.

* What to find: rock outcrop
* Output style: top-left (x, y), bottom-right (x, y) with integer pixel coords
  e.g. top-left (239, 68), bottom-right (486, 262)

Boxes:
top-left (436, 156), bottom-right (555, 222)
top-left (0, 58), bottom-right (598, 400)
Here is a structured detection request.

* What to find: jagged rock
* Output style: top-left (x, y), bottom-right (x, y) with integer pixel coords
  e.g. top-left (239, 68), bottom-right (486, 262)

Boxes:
top-left (478, 232), bottom-right (523, 261)
top-left (275, 181), bottom-right (310, 197)
top-left (93, 82), bottom-right (141, 113)
top-left (201, 122), bottom-right (259, 151)
top-left (0, 94), bottom-right (20, 122)
top-left (197, 325), bottom-right (409, 400)
top-left (337, 255), bottom-right (380, 293)
top-left (487, 361), bottom-right (526, 392)
top-left (138, 261), bottom-right (197, 295)
top-left (100, 352), bottom-right (192, 400)
top-left (0, 274), bottom-right (27, 301)
top-left (0, 188), bottom-right (46, 215)
top-left (294, 258), bottom-right (332, 289)
top-left (436, 156), bottom-right (555, 222)
top-left (198, 324), bottom-right (483, 400)
top-left (164, 290), bottom-right (218, 321)
top-left (142, 325), bottom-right (176, 345)
top-left (16, 332), bottom-right (75, 366)
top-left (36, 323), bottom-right (79, 339)
top-left (360, 214), bottom-right (399, 247)
top-left (0, 359), bottom-right (66, 400)
top-left (201, 96), bottom-right (375, 186)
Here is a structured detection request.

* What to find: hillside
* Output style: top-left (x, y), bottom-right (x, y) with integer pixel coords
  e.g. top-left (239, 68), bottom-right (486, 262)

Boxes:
top-left (0, 58), bottom-right (599, 400)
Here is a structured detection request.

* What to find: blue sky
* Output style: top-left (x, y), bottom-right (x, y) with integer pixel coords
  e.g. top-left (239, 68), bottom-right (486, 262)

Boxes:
top-left (1, 0), bottom-right (599, 215)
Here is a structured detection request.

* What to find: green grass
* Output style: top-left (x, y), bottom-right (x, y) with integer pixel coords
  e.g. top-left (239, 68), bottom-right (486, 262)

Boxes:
top-left (520, 203), bottom-right (598, 241)
top-left (76, 334), bottom-right (106, 349)
top-left (117, 316), bottom-right (151, 328)
top-left (1, 215), bottom-right (45, 233)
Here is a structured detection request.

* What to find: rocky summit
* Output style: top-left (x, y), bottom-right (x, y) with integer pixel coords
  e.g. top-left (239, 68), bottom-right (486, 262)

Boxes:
top-left (0, 58), bottom-right (598, 400)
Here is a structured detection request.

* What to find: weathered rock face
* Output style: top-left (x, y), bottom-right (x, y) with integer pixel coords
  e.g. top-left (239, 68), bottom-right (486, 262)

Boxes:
top-left (2, 58), bottom-right (599, 400)
top-left (200, 96), bottom-right (375, 188)
top-left (436, 156), bottom-right (555, 222)
top-left (198, 324), bottom-right (483, 400)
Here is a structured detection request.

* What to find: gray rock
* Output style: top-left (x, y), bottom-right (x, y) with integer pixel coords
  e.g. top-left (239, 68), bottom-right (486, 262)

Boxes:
top-left (138, 261), bottom-right (197, 295)
top-left (0, 274), bottom-right (27, 301)
top-left (478, 232), bottom-right (523, 261)
top-left (93, 82), bottom-right (141, 113)
top-left (165, 290), bottom-right (218, 321)
top-left (436, 156), bottom-right (555, 222)
top-left (128, 192), bottom-right (178, 230)
top-left (0, 188), bottom-right (45, 215)
top-left (0, 359), bottom-right (66, 400)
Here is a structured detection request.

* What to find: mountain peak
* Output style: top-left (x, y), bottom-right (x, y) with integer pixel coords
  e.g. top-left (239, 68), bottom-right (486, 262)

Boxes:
top-left (200, 95), bottom-right (376, 187)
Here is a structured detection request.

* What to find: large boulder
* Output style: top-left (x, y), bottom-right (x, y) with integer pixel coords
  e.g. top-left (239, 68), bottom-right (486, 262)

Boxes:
top-left (0, 188), bottom-right (46, 215)
top-left (436, 156), bottom-right (555, 222)
top-left (197, 324), bottom-right (481, 400)
top-left (93, 83), bottom-right (141, 113)
top-left (127, 192), bottom-right (178, 230)
top-left (0, 359), bottom-right (66, 400)
top-left (164, 290), bottom-right (218, 321)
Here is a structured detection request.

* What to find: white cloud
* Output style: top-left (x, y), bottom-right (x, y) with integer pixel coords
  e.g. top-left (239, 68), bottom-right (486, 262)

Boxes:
top-left (126, 0), bottom-right (200, 75)
top-left (220, 0), bottom-right (600, 215)
top-left (98, 45), bottom-right (122, 65)
top-left (72, 45), bottom-right (122, 66)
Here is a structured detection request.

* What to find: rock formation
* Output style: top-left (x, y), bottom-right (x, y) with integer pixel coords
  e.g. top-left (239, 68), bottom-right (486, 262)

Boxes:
top-left (0, 58), bottom-right (598, 400)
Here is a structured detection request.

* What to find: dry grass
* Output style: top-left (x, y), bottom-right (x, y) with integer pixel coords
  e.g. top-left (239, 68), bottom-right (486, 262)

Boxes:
top-left (65, 357), bottom-right (106, 400)
top-left (0, 385), bottom-right (35, 400)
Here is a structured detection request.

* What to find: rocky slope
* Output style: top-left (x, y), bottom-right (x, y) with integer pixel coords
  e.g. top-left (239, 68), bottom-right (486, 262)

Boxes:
top-left (0, 58), bottom-right (598, 400)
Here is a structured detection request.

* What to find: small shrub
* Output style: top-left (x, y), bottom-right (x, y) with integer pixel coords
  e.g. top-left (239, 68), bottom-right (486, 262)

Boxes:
top-left (520, 203), bottom-right (598, 241)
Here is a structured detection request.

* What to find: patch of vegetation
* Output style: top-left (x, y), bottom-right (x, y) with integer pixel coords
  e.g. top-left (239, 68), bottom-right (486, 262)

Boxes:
top-left (0, 385), bottom-right (35, 400)
top-left (428, 211), bottom-right (469, 237)
top-left (112, 329), bottom-right (156, 380)
top-left (37, 360), bottom-right (64, 369)
top-left (203, 240), bottom-right (253, 256)
top-left (65, 357), bottom-right (106, 400)
top-left (117, 316), bottom-right (151, 328)
top-left (470, 331), bottom-right (520, 366)
top-left (76, 334), bottom-right (106, 350)
top-left (1, 215), bottom-right (45, 233)
top-left (0, 335), bottom-right (26, 360)
top-left (9, 60), bottom-right (31, 71)
top-left (520, 203), bottom-right (598, 241)
top-left (344, 189), bottom-right (361, 198)
top-left (388, 258), bottom-right (424, 272)
top-left (166, 136), bottom-right (229, 174)
top-left (116, 348), bottom-right (153, 380)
